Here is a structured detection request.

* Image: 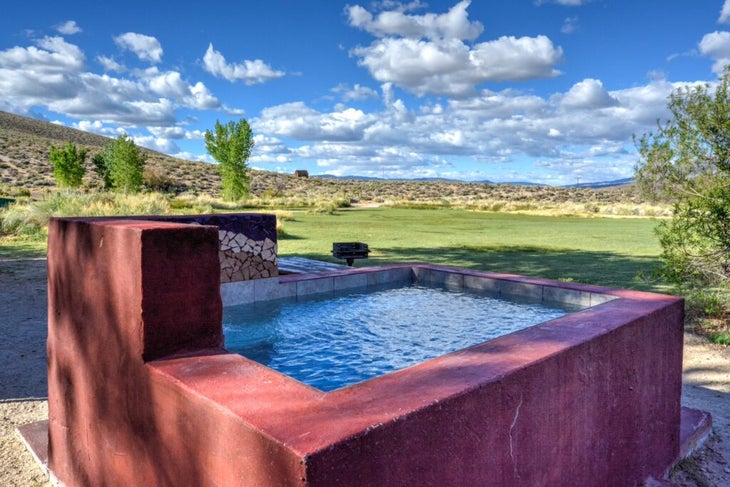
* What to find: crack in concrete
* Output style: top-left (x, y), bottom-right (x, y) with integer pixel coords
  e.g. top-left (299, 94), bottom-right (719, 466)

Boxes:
top-left (509, 395), bottom-right (523, 482)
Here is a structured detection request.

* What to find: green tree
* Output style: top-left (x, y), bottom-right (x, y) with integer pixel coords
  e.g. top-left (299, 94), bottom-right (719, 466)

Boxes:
top-left (204, 119), bottom-right (254, 201)
top-left (96, 135), bottom-right (146, 193)
top-left (49, 142), bottom-right (86, 188)
top-left (635, 67), bottom-right (730, 287)
top-left (92, 153), bottom-right (113, 189)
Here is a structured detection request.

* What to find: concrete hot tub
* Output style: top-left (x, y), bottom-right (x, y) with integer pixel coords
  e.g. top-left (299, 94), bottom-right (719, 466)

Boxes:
top-left (46, 216), bottom-right (684, 487)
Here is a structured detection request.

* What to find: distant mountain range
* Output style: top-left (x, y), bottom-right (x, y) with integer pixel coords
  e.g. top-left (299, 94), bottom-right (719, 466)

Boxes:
top-left (316, 174), bottom-right (634, 189)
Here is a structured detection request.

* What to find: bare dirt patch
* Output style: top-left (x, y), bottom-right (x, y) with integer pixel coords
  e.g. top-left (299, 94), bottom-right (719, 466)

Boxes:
top-left (1, 258), bottom-right (728, 486)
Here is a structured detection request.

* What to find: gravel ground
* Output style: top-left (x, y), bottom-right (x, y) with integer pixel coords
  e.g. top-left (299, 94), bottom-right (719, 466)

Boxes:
top-left (1, 258), bottom-right (728, 486)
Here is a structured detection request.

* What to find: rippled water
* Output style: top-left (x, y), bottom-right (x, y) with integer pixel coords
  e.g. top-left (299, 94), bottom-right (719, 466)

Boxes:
top-left (223, 284), bottom-right (573, 392)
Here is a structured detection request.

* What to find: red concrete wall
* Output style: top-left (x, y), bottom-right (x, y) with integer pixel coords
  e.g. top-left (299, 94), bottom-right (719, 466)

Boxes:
top-left (47, 217), bottom-right (683, 487)
top-left (47, 218), bottom-right (305, 486)
top-left (302, 295), bottom-right (684, 486)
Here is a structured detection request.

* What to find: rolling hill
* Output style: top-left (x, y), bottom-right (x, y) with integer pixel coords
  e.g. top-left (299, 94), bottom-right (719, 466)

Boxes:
top-left (0, 110), bottom-right (646, 206)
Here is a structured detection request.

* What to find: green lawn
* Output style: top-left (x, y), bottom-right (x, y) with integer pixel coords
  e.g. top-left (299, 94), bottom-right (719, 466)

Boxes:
top-left (0, 207), bottom-right (665, 292)
top-left (279, 208), bottom-right (664, 292)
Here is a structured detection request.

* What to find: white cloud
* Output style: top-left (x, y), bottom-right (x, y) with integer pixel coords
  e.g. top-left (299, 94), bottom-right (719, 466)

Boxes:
top-left (348, 2), bottom-right (562, 96)
top-left (97, 55), bottom-right (125, 73)
top-left (114, 32), bottom-right (163, 64)
top-left (561, 16), bottom-right (579, 34)
top-left (72, 120), bottom-right (123, 137)
top-left (145, 71), bottom-right (219, 109)
top-left (346, 0), bottom-right (483, 40)
top-left (0, 36), bottom-right (224, 128)
top-left (250, 134), bottom-right (295, 165)
top-left (202, 44), bottom-right (284, 85)
top-left (172, 151), bottom-right (210, 163)
top-left (449, 89), bottom-right (547, 119)
top-left (251, 77), bottom-right (682, 182)
top-left (332, 83), bottom-right (380, 101)
top-left (352, 35), bottom-right (563, 96)
top-left (56, 20), bottom-right (81, 35)
top-left (560, 79), bottom-right (620, 109)
top-left (699, 30), bottom-right (730, 73)
top-left (146, 126), bottom-right (204, 140)
top-left (256, 102), bottom-right (375, 141)
top-left (132, 134), bottom-right (179, 153)
top-left (0, 37), bottom-right (86, 114)
top-left (535, 0), bottom-right (588, 5)
top-left (0, 36), bottom-right (84, 73)
top-left (720, 1), bottom-right (730, 24)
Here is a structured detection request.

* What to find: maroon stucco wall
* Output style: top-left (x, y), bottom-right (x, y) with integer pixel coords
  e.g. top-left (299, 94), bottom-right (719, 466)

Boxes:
top-left (47, 217), bottom-right (684, 487)
top-left (302, 294), bottom-right (684, 486)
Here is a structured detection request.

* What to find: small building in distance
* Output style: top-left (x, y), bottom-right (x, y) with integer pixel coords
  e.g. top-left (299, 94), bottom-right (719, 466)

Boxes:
top-left (294, 170), bottom-right (309, 178)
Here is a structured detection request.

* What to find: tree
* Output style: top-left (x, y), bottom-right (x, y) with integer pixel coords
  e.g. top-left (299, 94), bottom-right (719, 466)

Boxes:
top-left (95, 135), bottom-right (146, 193)
top-left (49, 142), bottom-right (86, 188)
top-left (92, 153), bottom-right (113, 189)
top-left (635, 67), bottom-right (730, 287)
top-left (204, 119), bottom-right (254, 201)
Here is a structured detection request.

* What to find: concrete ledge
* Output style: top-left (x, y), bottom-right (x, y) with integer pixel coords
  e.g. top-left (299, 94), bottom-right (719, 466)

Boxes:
top-left (678, 407), bottom-right (713, 459)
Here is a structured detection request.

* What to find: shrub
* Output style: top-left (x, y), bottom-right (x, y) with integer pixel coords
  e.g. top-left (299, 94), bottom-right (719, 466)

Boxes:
top-left (0, 190), bottom-right (170, 237)
top-left (49, 142), bottom-right (86, 188)
top-left (143, 167), bottom-right (176, 193)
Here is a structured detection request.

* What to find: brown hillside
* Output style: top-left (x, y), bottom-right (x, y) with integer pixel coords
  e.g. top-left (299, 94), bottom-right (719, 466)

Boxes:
top-left (0, 110), bottom-right (650, 207)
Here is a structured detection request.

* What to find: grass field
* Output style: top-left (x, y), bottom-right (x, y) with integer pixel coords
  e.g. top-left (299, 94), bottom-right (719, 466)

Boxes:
top-left (0, 207), bottom-right (663, 292)
top-left (278, 208), bottom-right (663, 292)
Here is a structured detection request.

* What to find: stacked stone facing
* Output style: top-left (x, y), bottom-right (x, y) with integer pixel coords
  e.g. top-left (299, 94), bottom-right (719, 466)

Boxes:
top-left (129, 213), bottom-right (278, 283)
top-left (219, 230), bottom-right (277, 282)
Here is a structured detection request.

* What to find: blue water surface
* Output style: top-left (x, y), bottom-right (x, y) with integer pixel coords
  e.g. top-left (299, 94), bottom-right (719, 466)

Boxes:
top-left (223, 284), bottom-right (573, 391)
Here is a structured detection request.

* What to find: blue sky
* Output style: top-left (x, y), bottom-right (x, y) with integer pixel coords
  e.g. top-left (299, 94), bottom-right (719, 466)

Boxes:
top-left (1, 1), bottom-right (728, 184)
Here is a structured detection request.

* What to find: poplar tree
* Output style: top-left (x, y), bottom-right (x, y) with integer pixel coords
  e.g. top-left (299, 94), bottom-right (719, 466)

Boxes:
top-left (204, 119), bottom-right (254, 201)
top-left (95, 135), bottom-right (146, 193)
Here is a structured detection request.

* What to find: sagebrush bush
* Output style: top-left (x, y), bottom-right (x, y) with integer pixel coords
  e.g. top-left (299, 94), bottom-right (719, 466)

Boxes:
top-left (0, 190), bottom-right (170, 236)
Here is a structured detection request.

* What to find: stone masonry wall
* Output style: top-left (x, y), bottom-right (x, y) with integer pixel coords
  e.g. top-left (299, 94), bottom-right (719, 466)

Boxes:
top-left (219, 230), bottom-right (277, 283)
top-left (122, 213), bottom-right (278, 283)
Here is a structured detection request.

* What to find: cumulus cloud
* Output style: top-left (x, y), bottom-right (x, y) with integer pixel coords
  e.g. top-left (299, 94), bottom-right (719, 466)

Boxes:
top-left (349, 2), bottom-right (563, 96)
top-left (147, 126), bottom-right (204, 140)
top-left (132, 134), bottom-right (179, 153)
top-left (202, 44), bottom-right (284, 85)
top-left (256, 102), bottom-right (375, 141)
top-left (56, 20), bottom-right (81, 35)
top-left (560, 79), bottom-right (620, 109)
top-left (346, 0), bottom-right (483, 40)
top-left (720, 1), bottom-right (730, 24)
top-left (0, 37), bottom-right (86, 114)
top-left (73, 119), bottom-right (123, 137)
top-left (699, 31), bottom-right (730, 73)
top-left (97, 55), bottom-right (125, 73)
top-left (352, 35), bottom-right (563, 96)
top-left (0, 34), bottom-right (225, 130)
top-left (250, 134), bottom-right (295, 164)
top-left (0, 36), bottom-right (85, 72)
top-left (251, 77), bottom-right (679, 182)
top-left (114, 32), bottom-right (163, 63)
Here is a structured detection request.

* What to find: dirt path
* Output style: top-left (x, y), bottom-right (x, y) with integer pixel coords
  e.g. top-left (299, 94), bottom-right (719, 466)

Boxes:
top-left (1, 259), bottom-right (51, 487)
top-left (1, 258), bottom-right (728, 486)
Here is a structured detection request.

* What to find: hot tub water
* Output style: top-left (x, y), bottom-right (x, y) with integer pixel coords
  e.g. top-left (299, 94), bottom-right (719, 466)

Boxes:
top-left (223, 283), bottom-right (576, 391)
